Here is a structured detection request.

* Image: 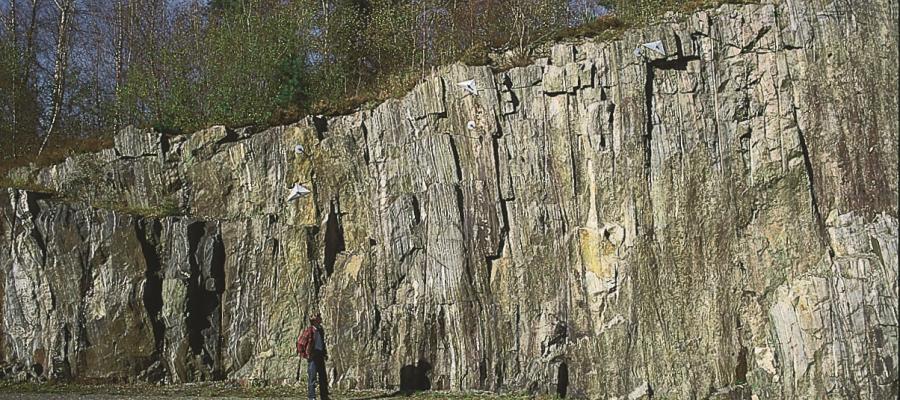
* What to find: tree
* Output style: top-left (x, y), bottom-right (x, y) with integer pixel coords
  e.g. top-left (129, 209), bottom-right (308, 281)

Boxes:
top-left (39, 0), bottom-right (76, 155)
top-left (1, 0), bottom-right (43, 158)
top-left (2, 0), bottom-right (616, 166)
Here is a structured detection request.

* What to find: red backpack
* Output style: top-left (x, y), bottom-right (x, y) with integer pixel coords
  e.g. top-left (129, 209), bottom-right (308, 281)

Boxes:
top-left (296, 327), bottom-right (315, 359)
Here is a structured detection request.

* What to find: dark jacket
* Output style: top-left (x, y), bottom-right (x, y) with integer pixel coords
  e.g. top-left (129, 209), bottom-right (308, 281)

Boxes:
top-left (310, 325), bottom-right (327, 358)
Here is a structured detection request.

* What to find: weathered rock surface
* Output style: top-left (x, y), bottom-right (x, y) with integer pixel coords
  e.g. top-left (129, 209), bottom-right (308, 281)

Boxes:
top-left (1, 0), bottom-right (898, 398)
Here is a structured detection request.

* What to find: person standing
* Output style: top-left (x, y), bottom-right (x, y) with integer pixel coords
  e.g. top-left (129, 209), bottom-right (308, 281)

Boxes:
top-left (297, 313), bottom-right (329, 400)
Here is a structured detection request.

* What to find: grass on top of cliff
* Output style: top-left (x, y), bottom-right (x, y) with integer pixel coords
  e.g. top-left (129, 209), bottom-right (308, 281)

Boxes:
top-left (0, 0), bottom-right (759, 189)
top-left (0, 381), bottom-right (557, 399)
top-left (0, 135), bottom-right (113, 188)
top-left (273, 0), bottom-right (759, 120)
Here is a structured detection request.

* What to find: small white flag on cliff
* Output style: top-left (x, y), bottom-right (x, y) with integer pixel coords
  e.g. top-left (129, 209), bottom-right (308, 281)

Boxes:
top-left (457, 80), bottom-right (478, 96)
top-left (641, 41), bottom-right (666, 56)
top-left (287, 183), bottom-right (311, 201)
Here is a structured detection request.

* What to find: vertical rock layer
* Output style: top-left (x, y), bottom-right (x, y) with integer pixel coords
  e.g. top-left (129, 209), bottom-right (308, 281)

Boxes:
top-left (1, 0), bottom-right (897, 398)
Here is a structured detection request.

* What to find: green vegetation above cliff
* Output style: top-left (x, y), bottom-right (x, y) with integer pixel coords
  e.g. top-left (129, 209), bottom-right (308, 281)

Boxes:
top-left (1, 0), bottom-right (752, 178)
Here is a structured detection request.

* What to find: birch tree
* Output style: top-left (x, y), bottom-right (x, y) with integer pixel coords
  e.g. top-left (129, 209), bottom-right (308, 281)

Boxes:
top-left (38, 0), bottom-right (75, 155)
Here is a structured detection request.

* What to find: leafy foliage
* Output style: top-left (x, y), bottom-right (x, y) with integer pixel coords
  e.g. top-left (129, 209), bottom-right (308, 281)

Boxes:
top-left (0, 0), bottom-right (751, 177)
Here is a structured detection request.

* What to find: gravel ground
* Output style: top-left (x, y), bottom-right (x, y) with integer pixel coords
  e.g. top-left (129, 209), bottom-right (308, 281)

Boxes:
top-left (0, 383), bottom-right (535, 400)
top-left (0, 395), bottom-right (265, 400)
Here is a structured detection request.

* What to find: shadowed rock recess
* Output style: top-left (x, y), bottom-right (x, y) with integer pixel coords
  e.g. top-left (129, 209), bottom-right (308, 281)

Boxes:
top-left (1, 0), bottom-right (898, 398)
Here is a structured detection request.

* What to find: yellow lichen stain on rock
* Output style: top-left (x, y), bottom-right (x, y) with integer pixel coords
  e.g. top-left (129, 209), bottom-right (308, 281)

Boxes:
top-left (490, 245), bottom-right (512, 286)
top-left (291, 195), bottom-right (317, 226)
top-left (579, 158), bottom-right (618, 280)
top-left (344, 254), bottom-right (364, 280)
top-left (578, 227), bottom-right (616, 279)
top-left (284, 125), bottom-right (315, 185)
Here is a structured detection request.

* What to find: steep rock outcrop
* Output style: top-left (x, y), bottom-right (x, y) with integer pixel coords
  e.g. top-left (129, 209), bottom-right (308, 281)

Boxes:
top-left (1, 0), bottom-right (898, 398)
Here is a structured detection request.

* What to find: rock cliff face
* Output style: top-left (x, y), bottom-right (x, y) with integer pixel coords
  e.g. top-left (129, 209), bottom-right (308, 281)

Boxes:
top-left (1, 0), bottom-right (898, 398)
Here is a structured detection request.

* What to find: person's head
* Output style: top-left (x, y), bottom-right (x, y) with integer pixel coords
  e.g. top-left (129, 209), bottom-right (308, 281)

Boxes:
top-left (310, 313), bottom-right (322, 326)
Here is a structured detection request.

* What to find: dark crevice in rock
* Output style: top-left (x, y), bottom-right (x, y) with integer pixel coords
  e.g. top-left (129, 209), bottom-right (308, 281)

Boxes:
top-left (159, 134), bottom-right (170, 157)
top-left (56, 325), bottom-right (72, 378)
top-left (305, 226), bottom-right (325, 298)
top-left (399, 359), bottom-right (432, 392)
top-left (270, 237), bottom-right (280, 260)
top-left (305, 226), bottom-right (320, 260)
top-left (23, 193), bottom-right (51, 262)
top-left (489, 199), bottom-right (509, 264)
top-left (674, 32), bottom-right (685, 58)
top-left (448, 135), bottom-right (463, 182)
top-left (185, 222), bottom-right (224, 375)
top-left (478, 358), bottom-right (487, 388)
top-left (501, 74), bottom-right (513, 90)
top-left (398, 247), bottom-right (422, 266)
top-left (603, 103), bottom-right (615, 149)
top-left (217, 128), bottom-right (242, 145)
top-left (739, 129), bottom-right (752, 170)
top-left (455, 188), bottom-right (466, 235)
top-left (313, 116), bottom-right (328, 140)
top-left (556, 362), bottom-right (569, 398)
top-left (569, 126), bottom-right (579, 195)
top-left (741, 26), bottom-right (771, 53)
top-left (794, 108), bottom-right (832, 254)
top-left (454, 185), bottom-right (475, 286)
top-left (735, 346), bottom-right (748, 384)
top-left (118, 153), bottom-right (159, 161)
top-left (488, 137), bottom-right (510, 264)
top-left (501, 75), bottom-right (521, 115)
top-left (644, 64), bottom-right (656, 179)
top-left (649, 55), bottom-right (700, 71)
top-left (509, 90), bottom-right (521, 115)
top-left (204, 127), bottom-right (246, 150)
top-left (4, 194), bottom-right (16, 262)
top-left (361, 122), bottom-right (371, 165)
top-left (548, 322), bottom-right (568, 346)
top-left (76, 218), bottom-right (95, 352)
top-left (370, 307), bottom-right (381, 335)
top-left (411, 195), bottom-right (421, 225)
top-left (870, 236), bottom-right (885, 264)
top-left (210, 234), bottom-right (226, 289)
top-left (323, 199), bottom-right (345, 277)
top-left (135, 218), bottom-right (165, 380)
top-left (134, 220), bottom-right (165, 340)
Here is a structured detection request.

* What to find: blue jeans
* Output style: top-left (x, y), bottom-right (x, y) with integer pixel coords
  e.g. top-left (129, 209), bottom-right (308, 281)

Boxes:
top-left (307, 355), bottom-right (329, 399)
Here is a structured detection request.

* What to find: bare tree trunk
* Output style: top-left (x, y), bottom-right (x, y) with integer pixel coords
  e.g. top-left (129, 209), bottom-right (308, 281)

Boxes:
top-left (93, 20), bottom-right (102, 132)
top-left (18, 0), bottom-right (41, 154)
top-left (112, 0), bottom-right (129, 134)
top-left (421, 0), bottom-right (427, 78)
top-left (321, 0), bottom-right (328, 61)
top-left (23, 0), bottom-right (38, 89)
top-left (39, 0), bottom-right (74, 156)
top-left (8, 0), bottom-right (19, 156)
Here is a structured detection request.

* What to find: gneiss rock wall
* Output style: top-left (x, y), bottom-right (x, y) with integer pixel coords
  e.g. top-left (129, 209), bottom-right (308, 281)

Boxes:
top-left (1, 0), bottom-right (897, 398)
